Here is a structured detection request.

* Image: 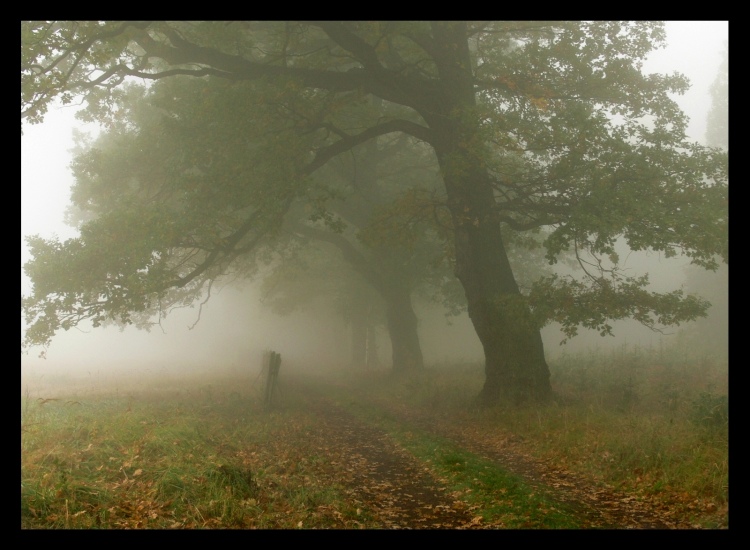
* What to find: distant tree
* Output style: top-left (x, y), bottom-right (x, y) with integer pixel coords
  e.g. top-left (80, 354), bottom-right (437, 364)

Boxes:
top-left (705, 41), bottom-right (728, 150)
top-left (22, 22), bottom-right (728, 405)
top-left (675, 40), bottom-right (728, 360)
top-left (261, 136), bottom-right (560, 372)
top-left (258, 244), bottom-right (386, 370)
top-left (257, 134), bottom-right (443, 374)
top-left (677, 263), bottom-right (728, 361)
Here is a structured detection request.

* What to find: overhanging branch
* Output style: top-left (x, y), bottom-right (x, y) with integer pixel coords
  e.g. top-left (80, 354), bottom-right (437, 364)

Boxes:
top-left (304, 119), bottom-right (435, 173)
top-left (288, 221), bottom-right (385, 295)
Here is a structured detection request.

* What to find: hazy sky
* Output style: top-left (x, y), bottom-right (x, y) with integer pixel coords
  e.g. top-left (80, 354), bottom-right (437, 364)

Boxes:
top-left (20, 22), bottom-right (729, 371)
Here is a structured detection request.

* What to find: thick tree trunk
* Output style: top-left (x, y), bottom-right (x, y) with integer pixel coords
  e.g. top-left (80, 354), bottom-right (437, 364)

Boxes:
top-left (427, 22), bottom-right (552, 405)
top-left (444, 161), bottom-right (552, 405)
top-left (384, 284), bottom-right (424, 374)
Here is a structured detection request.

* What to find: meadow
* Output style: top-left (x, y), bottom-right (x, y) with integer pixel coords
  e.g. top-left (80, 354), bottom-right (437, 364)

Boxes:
top-left (21, 344), bottom-right (728, 529)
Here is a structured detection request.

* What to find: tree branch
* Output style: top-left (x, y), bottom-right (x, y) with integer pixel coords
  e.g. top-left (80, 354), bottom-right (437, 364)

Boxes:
top-left (310, 22), bottom-right (384, 70)
top-left (288, 220), bottom-right (385, 295)
top-left (304, 119), bottom-right (435, 173)
top-left (170, 198), bottom-right (292, 289)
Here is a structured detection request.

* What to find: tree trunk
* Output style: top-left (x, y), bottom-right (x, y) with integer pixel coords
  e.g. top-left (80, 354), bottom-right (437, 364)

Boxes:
top-left (365, 310), bottom-right (380, 369)
top-left (349, 296), bottom-right (381, 369)
top-left (296, 223), bottom-right (425, 375)
top-left (383, 284), bottom-right (424, 374)
top-left (426, 22), bottom-right (552, 404)
top-left (350, 302), bottom-right (368, 369)
top-left (442, 158), bottom-right (552, 405)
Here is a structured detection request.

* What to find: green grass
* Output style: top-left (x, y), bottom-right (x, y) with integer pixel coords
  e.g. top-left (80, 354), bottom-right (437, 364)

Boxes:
top-left (374, 423), bottom-right (581, 528)
top-left (377, 346), bottom-right (727, 527)
top-left (317, 345), bottom-right (727, 528)
top-left (20, 371), bottom-right (374, 529)
top-left (21, 347), bottom-right (728, 529)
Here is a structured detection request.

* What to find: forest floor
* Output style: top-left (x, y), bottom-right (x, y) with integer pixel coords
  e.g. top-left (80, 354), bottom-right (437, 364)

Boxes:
top-left (294, 378), bottom-right (702, 529)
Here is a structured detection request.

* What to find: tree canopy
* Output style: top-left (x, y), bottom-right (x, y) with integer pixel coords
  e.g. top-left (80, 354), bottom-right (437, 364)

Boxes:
top-left (22, 21), bottom-right (728, 404)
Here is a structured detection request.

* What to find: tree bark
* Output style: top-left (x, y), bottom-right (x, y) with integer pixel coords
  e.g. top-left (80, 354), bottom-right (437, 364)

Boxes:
top-left (426, 22), bottom-right (552, 404)
top-left (383, 283), bottom-right (424, 374)
top-left (437, 152), bottom-right (552, 404)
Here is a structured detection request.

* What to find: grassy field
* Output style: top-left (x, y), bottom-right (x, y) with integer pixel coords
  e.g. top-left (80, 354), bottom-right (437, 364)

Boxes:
top-left (20, 346), bottom-right (728, 529)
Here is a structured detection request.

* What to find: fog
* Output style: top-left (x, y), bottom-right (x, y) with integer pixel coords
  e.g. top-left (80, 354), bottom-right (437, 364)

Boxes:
top-left (21, 22), bottom-right (728, 382)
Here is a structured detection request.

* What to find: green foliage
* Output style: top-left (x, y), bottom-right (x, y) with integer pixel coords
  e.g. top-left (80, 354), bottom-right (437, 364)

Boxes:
top-left (529, 273), bottom-right (710, 342)
top-left (22, 21), bottom-right (728, 357)
top-left (23, 76), bottom-right (319, 348)
top-left (21, 21), bottom-right (146, 128)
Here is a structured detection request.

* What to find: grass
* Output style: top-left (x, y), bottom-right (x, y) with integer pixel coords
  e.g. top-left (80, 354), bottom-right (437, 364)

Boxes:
top-left (359, 415), bottom-right (582, 528)
top-left (21, 346), bottom-right (728, 529)
top-left (334, 344), bottom-right (728, 528)
top-left (20, 369), bottom-right (376, 529)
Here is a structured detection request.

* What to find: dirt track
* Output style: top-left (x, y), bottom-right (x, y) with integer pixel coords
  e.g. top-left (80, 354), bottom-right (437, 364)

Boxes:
top-left (296, 383), bottom-right (697, 529)
top-left (303, 396), bottom-right (479, 528)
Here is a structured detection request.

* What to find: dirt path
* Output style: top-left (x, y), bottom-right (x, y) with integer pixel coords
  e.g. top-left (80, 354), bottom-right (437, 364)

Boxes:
top-left (301, 394), bottom-right (480, 528)
top-left (295, 381), bottom-right (696, 529)
top-left (373, 403), bottom-right (693, 529)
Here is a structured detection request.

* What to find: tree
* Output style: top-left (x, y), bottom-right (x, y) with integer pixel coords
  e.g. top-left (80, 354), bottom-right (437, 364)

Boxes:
top-left (705, 41), bottom-right (728, 151)
top-left (22, 21), bottom-right (728, 405)
top-left (258, 241), bottom-right (386, 370)
top-left (28, 73), bottom-right (448, 374)
top-left (674, 40), bottom-right (728, 360)
top-left (255, 135), bottom-right (444, 375)
top-left (281, 136), bottom-right (442, 374)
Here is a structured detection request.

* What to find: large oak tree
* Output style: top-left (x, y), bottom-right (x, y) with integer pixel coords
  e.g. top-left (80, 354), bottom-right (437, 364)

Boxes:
top-left (22, 21), bottom-right (728, 404)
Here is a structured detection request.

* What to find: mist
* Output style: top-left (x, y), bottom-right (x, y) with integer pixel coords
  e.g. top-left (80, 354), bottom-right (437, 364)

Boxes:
top-left (21, 22), bottom-right (728, 385)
